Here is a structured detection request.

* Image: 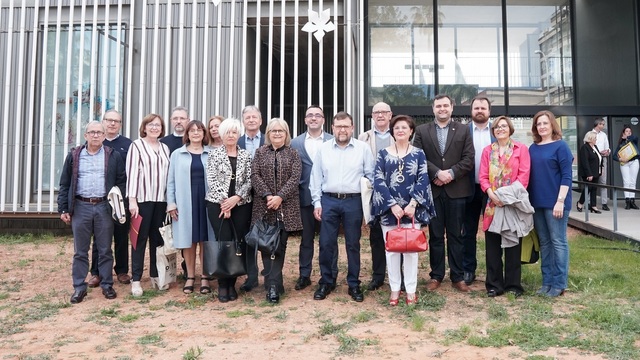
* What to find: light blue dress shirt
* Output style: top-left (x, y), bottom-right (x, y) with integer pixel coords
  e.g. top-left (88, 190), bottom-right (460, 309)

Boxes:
top-left (245, 133), bottom-right (262, 158)
top-left (77, 146), bottom-right (106, 197)
top-left (310, 137), bottom-right (375, 208)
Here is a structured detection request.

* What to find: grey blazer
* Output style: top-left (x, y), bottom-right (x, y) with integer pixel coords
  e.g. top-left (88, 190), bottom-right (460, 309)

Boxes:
top-left (290, 131), bottom-right (333, 207)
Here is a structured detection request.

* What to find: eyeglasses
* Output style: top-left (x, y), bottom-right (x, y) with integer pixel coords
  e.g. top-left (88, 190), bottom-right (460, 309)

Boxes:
top-left (86, 131), bottom-right (105, 137)
top-left (270, 129), bottom-right (286, 134)
top-left (333, 125), bottom-right (351, 130)
top-left (189, 128), bottom-right (204, 134)
top-left (104, 118), bottom-right (122, 124)
top-left (146, 123), bottom-right (162, 128)
top-left (372, 110), bottom-right (390, 116)
top-left (495, 125), bottom-right (509, 130)
top-left (305, 113), bottom-right (324, 119)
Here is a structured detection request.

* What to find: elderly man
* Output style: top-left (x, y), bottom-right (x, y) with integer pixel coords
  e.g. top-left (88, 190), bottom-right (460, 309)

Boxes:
top-left (413, 94), bottom-right (474, 293)
top-left (310, 111), bottom-right (375, 302)
top-left (161, 106), bottom-right (190, 154)
top-left (58, 121), bottom-right (126, 304)
top-left (358, 101), bottom-right (394, 291)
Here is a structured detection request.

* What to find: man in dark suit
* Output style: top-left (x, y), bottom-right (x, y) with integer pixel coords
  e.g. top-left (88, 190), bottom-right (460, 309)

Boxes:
top-left (290, 105), bottom-right (337, 291)
top-left (161, 106), bottom-right (190, 154)
top-left (413, 94), bottom-right (474, 292)
top-left (238, 105), bottom-right (265, 292)
top-left (461, 96), bottom-right (495, 285)
top-left (238, 105), bottom-right (265, 158)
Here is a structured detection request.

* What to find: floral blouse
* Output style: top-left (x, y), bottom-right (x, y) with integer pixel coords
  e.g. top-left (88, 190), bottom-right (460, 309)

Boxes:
top-left (372, 146), bottom-right (436, 226)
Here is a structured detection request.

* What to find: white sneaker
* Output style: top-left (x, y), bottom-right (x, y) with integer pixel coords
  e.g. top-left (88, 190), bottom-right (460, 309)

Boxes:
top-left (150, 277), bottom-right (170, 291)
top-left (131, 281), bottom-right (143, 297)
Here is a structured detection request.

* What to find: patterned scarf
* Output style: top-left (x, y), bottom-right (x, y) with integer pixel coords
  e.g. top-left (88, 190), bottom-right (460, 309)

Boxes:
top-left (484, 140), bottom-right (514, 226)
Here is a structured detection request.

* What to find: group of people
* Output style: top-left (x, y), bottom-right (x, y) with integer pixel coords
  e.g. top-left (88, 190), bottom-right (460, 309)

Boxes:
top-left (63, 93), bottom-right (640, 306)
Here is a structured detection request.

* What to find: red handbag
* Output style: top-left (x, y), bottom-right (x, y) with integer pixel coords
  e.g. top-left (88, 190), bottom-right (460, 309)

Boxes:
top-left (385, 217), bottom-right (428, 253)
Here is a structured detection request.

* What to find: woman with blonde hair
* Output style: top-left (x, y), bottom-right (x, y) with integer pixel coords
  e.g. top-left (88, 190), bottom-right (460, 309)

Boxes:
top-left (576, 131), bottom-right (603, 213)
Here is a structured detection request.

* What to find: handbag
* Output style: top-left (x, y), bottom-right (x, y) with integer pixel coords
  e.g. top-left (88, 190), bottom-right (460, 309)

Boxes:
top-left (155, 247), bottom-right (177, 289)
top-left (202, 219), bottom-right (247, 278)
top-left (521, 228), bottom-right (540, 264)
top-left (159, 214), bottom-right (178, 255)
top-left (385, 217), bottom-right (428, 253)
top-left (245, 211), bottom-right (282, 260)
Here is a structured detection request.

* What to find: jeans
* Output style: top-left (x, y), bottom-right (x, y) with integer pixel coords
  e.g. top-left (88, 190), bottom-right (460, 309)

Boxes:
top-left (533, 208), bottom-right (570, 290)
top-left (318, 196), bottom-right (362, 288)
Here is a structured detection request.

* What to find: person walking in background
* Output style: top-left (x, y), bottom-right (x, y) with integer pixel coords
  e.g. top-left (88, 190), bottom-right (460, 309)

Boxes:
top-left (205, 118), bottom-right (253, 303)
top-left (310, 112), bottom-right (375, 302)
top-left (528, 110), bottom-right (573, 298)
top-left (126, 114), bottom-right (171, 296)
top-left (613, 125), bottom-right (640, 209)
top-left (359, 101), bottom-right (394, 292)
top-left (166, 120), bottom-right (214, 294)
top-left (208, 115), bottom-right (224, 148)
top-left (479, 116), bottom-right (531, 298)
top-left (251, 118), bottom-right (303, 303)
top-left (290, 105), bottom-right (337, 291)
top-left (372, 115), bottom-right (436, 306)
top-left (593, 118), bottom-right (611, 211)
top-left (461, 96), bottom-right (494, 286)
top-left (58, 121), bottom-right (126, 304)
top-left (413, 94), bottom-right (474, 293)
top-left (161, 106), bottom-right (190, 154)
top-left (87, 110), bottom-right (132, 288)
top-left (576, 131), bottom-right (603, 213)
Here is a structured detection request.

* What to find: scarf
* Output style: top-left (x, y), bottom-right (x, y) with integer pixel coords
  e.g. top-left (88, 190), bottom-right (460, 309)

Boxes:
top-left (484, 140), bottom-right (514, 227)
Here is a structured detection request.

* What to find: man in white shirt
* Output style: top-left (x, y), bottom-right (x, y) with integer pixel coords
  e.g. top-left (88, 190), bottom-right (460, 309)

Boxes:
top-left (593, 118), bottom-right (611, 211)
top-left (310, 112), bottom-right (375, 302)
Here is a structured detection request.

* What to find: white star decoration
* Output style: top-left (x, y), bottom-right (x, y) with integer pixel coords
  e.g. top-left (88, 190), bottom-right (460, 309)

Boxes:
top-left (302, 8), bottom-right (336, 42)
top-left (211, 0), bottom-right (220, 6)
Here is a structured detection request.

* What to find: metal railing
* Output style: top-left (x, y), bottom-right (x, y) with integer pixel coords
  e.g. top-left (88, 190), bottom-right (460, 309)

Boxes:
top-left (572, 180), bottom-right (640, 232)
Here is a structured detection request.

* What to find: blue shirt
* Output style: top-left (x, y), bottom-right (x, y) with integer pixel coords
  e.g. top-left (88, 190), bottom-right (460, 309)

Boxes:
top-left (244, 133), bottom-right (262, 158)
top-left (528, 140), bottom-right (573, 209)
top-left (310, 137), bottom-right (375, 208)
top-left (77, 146), bottom-right (106, 197)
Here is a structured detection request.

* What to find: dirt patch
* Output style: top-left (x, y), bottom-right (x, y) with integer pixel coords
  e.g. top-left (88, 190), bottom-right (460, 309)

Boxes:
top-left (0, 232), bottom-right (605, 360)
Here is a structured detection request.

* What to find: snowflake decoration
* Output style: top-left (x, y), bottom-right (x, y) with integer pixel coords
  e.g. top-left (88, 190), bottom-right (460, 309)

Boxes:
top-left (302, 8), bottom-right (336, 42)
top-left (211, 0), bottom-right (220, 6)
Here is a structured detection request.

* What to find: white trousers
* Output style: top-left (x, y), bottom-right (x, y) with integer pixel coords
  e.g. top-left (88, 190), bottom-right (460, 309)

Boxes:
top-left (381, 223), bottom-right (421, 293)
top-left (620, 159), bottom-right (639, 198)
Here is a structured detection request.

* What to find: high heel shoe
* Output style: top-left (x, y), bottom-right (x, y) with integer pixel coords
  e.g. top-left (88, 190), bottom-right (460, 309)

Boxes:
top-left (200, 276), bottom-right (212, 294)
top-left (183, 277), bottom-right (195, 294)
top-left (589, 207), bottom-right (602, 214)
top-left (389, 291), bottom-right (400, 306)
top-left (576, 202), bottom-right (583, 212)
top-left (406, 293), bottom-right (418, 305)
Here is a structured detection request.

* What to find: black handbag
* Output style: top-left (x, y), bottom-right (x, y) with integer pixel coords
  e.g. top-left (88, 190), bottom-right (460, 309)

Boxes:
top-left (203, 219), bottom-right (247, 278)
top-left (245, 211), bottom-right (282, 260)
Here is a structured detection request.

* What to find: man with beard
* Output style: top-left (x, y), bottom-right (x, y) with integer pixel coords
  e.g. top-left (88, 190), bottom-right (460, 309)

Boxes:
top-left (161, 106), bottom-right (190, 154)
top-left (310, 112), bottom-right (375, 302)
top-left (413, 94), bottom-right (474, 292)
top-left (461, 96), bottom-right (495, 285)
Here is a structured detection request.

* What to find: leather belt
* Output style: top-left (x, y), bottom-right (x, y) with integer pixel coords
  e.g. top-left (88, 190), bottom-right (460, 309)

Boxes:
top-left (76, 195), bottom-right (107, 204)
top-left (324, 192), bottom-right (361, 200)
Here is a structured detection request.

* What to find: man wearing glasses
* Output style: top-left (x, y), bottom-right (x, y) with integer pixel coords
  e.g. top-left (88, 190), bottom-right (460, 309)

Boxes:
top-left (290, 105), bottom-right (337, 291)
top-left (58, 121), bottom-right (126, 304)
top-left (86, 110), bottom-right (133, 288)
top-left (310, 112), bottom-right (375, 302)
top-left (161, 106), bottom-right (190, 154)
top-left (358, 102), bottom-right (394, 291)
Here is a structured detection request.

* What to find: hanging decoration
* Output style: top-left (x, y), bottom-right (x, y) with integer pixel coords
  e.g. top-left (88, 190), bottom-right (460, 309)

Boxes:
top-left (302, 8), bottom-right (336, 42)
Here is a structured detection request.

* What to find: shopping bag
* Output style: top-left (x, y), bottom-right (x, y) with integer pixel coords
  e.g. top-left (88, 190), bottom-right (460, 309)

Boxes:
top-left (156, 247), bottom-right (177, 288)
top-left (159, 214), bottom-right (178, 254)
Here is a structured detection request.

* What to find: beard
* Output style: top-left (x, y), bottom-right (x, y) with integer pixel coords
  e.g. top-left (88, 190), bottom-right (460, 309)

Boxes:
top-left (472, 114), bottom-right (488, 124)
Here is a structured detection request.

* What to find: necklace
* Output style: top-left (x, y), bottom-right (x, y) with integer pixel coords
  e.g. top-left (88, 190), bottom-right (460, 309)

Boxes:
top-left (394, 143), bottom-right (410, 183)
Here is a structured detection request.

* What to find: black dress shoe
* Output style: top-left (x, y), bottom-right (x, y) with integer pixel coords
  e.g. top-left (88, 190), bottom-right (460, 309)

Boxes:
top-left (70, 289), bottom-right (87, 304)
top-left (486, 289), bottom-right (503, 297)
top-left (218, 286), bottom-right (229, 303)
top-left (266, 285), bottom-right (280, 304)
top-left (366, 279), bottom-right (384, 291)
top-left (102, 287), bottom-right (117, 300)
top-left (313, 284), bottom-right (332, 300)
top-left (294, 276), bottom-right (311, 291)
top-left (228, 286), bottom-right (238, 301)
top-left (463, 272), bottom-right (476, 285)
top-left (348, 286), bottom-right (364, 302)
top-left (239, 279), bottom-right (258, 292)
top-left (601, 204), bottom-right (610, 211)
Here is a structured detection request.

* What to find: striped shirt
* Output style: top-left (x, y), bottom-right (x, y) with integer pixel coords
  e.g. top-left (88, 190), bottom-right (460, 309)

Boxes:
top-left (126, 138), bottom-right (170, 202)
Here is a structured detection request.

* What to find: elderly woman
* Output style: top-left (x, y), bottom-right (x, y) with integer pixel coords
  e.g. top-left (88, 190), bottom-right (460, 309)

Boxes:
top-left (528, 110), bottom-right (573, 298)
top-left (205, 118), bottom-right (253, 302)
top-left (613, 125), bottom-right (640, 210)
top-left (166, 120), bottom-right (214, 294)
top-left (208, 115), bottom-right (224, 148)
top-left (250, 118), bottom-right (303, 303)
top-left (126, 113), bottom-right (171, 296)
top-left (576, 131), bottom-right (603, 213)
top-left (479, 116), bottom-right (531, 298)
top-left (372, 115), bottom-right (436, 306)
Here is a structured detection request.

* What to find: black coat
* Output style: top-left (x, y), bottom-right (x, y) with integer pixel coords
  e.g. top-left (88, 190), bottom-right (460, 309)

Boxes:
top-left (578, 143), bottom-right (602, 179)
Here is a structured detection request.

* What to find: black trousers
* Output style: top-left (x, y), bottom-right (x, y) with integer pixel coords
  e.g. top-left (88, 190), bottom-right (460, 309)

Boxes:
top-left (368, 219), bottom-right (386, 282)
top-left (461, 184), bottom-right (485, 274)
top-left (484, 231), bottom-right (523, 294)
top-left (578, 175), bottom-right (599, 207)
top-left (428, 193), bottom-right (466, 282)
top-left (131, 201), bottom-right (166, 281)
top-left (263, 226), bottom-right (289, 294)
